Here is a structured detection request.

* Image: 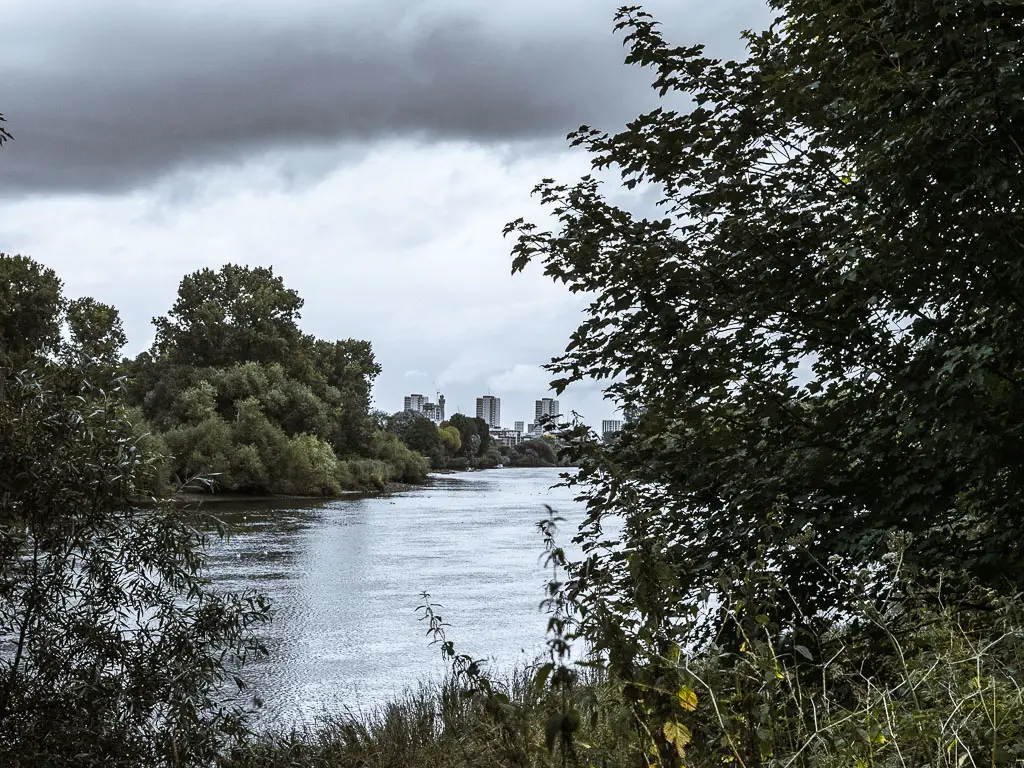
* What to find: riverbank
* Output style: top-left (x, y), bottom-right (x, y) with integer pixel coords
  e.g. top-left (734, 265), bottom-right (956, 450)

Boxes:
top-left (131, 479), bottom-right (425, 507)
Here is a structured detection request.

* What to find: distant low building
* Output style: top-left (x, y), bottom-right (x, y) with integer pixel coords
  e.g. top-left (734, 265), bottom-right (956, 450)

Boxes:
top-left (490, 427), bottom-right (522, 449)
top-left (514, 420), bottom-right (524, 433)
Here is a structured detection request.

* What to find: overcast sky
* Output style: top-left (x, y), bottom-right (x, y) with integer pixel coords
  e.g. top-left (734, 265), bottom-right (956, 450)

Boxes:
top-left (1, 0), bottom-right (771, 428)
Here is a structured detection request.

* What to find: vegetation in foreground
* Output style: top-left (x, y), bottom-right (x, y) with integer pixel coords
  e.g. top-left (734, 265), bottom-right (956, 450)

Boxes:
top-left (2, 0), bottom-right (1024, 764)
top-left (225, 593), bottom-right (1024, 768)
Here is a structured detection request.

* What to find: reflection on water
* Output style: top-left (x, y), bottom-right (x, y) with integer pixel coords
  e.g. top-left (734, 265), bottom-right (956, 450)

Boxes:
top-left (203, 468), bottom-right (584, 723)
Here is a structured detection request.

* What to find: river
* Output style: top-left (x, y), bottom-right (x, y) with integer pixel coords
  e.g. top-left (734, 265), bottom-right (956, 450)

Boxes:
top-left (203, 467), bottom-right (586, 723)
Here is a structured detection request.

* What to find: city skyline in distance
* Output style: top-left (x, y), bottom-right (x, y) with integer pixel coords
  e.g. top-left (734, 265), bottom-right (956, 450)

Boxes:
top-left (401, 389), bottom-right (610, 432)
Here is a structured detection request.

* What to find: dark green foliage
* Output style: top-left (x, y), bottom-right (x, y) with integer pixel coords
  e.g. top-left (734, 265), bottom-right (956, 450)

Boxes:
top-left (507, 438), bottom-right (560, 468)
top-left (128, 265), bottom-right (424, 494)
top-left (496, 4), bottom-right (1024, 765)
top-left (447, 413), bottom-right (491, 457)
top-left (153, 265), bottom-right (304, 371)
top-left (0, 360), bottom-right (269, 767)
top-left (0, 253), bottom-right (129, 373)
top-left (222, 672), bottom-right (636, 768)
top-left (371, 431), bottom-right (432, 484)
top-left (0, 253), bottom-right (64, 366)
top-left (387, 411), bottom-right (441, 455)
top-left (474, 444), bottom-right (504, 469)
top-left (506, 0), bottom-right (1024, 649)
top-left (65, 296), bottom-right (127, 365)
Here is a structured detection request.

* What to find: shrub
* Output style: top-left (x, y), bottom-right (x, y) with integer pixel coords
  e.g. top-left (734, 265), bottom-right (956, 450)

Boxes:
top-left (163, 414), bottom-right (235, 490)
top-left (371, 431), bottom-right (430, 484)
top-left (0, 360), bottom-right (270, 766)
top-left (280, 434), bottom-right (342, 496)
top-left (337, 458), bottom-right (390, 491)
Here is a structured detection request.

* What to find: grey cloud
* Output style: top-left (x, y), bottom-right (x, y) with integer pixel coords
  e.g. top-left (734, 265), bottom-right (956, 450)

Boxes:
top-left (1, 0), bottom-right (770, 196)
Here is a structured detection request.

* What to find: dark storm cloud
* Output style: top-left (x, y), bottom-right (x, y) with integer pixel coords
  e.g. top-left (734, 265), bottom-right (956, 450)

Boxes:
top-left (1, 0), bottom-right (770, 195)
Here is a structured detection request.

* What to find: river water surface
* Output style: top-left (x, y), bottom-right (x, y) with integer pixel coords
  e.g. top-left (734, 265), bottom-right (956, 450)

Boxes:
top-left (204, 468), bottom-right (585, 723)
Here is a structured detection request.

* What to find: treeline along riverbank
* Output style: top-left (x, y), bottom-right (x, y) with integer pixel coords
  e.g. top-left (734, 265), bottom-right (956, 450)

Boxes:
top-left (2, 253), bottom-right (569, 500)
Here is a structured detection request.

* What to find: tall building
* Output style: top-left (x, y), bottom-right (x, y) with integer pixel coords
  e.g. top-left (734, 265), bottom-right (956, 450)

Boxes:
top-left (476, 396), bottom-right (501, 429)
top-left (535, 398), bottom-right (560, 425)
top-left (514, 420), bottom-right (524, 433)
top-left (601, 419), bottom-right (623, 435)
top-left (421, 394), bottom-right (445, 424)
top-left (405, 392), bottom-right (445, 424)
top-left (404, 393), bottom-right (428, 413)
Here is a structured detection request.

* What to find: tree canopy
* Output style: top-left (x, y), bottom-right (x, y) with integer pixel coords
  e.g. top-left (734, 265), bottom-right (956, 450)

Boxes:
top-left (153, 265), bottom-right (305, 370)
top-left (508, 0), bottom-right (1024, 650)
top-left (0, 253), bottom-right (64, 366)
top-left (66, 297), bottom-right (127, 365)
top-left (129, 264), bottom-right (427, 494)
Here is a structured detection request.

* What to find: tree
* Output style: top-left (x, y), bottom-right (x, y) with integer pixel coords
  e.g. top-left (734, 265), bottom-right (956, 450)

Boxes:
top-left (0, 254), bottom-right (64, 366)
top-left (152, 264), bottom-right (304, 369)
top-left (127, 265), bottom-right (415, 494)
top-left (509, 437), bottom-right (558, 467)
top-left (310, 338), bottom-right (381, 455)
top-left (311, 338), bottom-right (381, 404)
top-left (405, 415), bottom-right (441, 455)
top-left (0, 359), bottom-right (269, 765)
top-left (65, 297), bottom-right (127, 365)
top-left (507, 0), bottom-right (1024, 656)
top-left (447, 413), bottom-right (491, 457)
top-left (438, 424), bottom-right (462, 455)
top-left (387, 411), bottom-right (440, 455)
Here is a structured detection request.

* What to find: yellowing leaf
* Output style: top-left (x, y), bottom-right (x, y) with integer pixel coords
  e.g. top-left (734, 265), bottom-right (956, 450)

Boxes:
top-left (663, 721), bottom-right (692, 758)
top-left (677, 686), bottom-right (698, 711)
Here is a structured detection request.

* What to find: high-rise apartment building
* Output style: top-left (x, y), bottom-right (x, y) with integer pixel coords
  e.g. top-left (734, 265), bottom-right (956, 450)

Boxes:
top-left (404, 393), bottom-right (428, 413)
top-left (514, 421), bottom-right (524, 434)
top-left (476, 396), bottom-right (501, 429)
top-left (535, 398), bottom-right (560, 425)
top-left (422, 394), bottom-right (445, 424)
top-left (405, 393), bottom-right (445, 424)
top-left (601, 419), bottom-right (623, 435)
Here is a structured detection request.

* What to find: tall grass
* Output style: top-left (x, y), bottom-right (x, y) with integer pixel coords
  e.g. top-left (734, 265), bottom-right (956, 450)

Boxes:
top-left (222, 670), bottom-right (634, 768)
top-left (221, 588), bottom-right (1024, 768)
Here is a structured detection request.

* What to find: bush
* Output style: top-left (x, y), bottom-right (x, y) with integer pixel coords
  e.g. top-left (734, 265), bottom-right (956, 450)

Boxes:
top-left (336, 458), bottom-right (389, 491)
top-left (123, 406), bottom-right (172, 496)
top-left (0, 361), bottom-right (270, 766)
top-left (371, 431), bottom-right (430, 484)
top-left (163, 414), bottom-right (235, 490)
top-left (445, 456), bottom-right (469, 471)
top-left (280, 434), bottom-right (342, 496)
